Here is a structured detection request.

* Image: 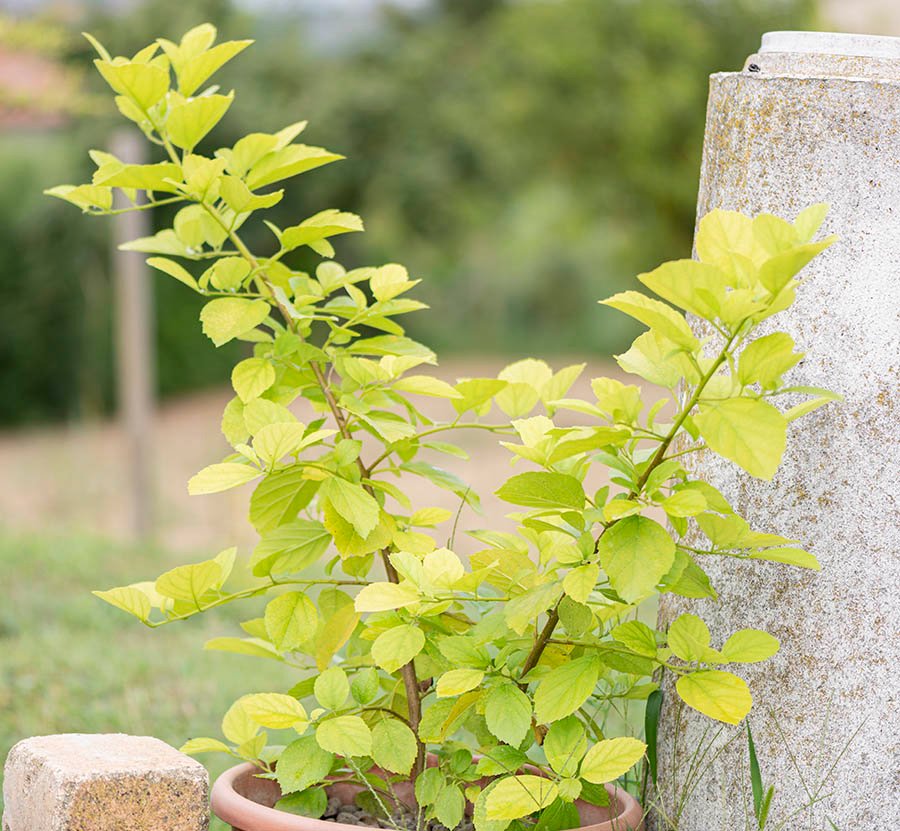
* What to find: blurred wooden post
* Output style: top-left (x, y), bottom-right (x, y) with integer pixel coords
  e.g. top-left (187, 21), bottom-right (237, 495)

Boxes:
top-left (111, 128), bottom-right (155, 541)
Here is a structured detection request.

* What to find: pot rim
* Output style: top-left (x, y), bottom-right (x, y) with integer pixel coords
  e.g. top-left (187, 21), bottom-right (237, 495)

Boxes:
top-left (211, 762), bottom-right (645, 831)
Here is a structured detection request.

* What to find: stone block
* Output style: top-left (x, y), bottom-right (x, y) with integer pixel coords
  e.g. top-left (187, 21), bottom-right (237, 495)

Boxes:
top-left (2, 734), bottom-right (208, 831)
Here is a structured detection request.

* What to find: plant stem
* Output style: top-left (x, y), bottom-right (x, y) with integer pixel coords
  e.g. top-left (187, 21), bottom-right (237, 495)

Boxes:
top-left (519, 333), bottom-right (738, 680)
top-left (201, 209), bottom-right (428, 795)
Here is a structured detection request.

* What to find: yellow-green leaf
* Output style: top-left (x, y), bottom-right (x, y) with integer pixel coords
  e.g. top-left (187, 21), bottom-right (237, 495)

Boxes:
top-left (264, 591), bottom-right (318, 651)
top-left (436, 669), bottom-right (485, 698)
top-left (485, 775), bottom-right (558, 821)
top-left (200, 297), bottom-right (271, 346)
top-left (720, 629), bottom-right (779, 663)
top-left (372, 624), bottom-right (425, 673)
top-left (676, 670), bottom-right (752, 725)
top-left (695, 398), bottom-right (787, 481)
top-left (167, 92), bottom-right (234, 150)
top-left (231, 358), bottom-right (275, 403)
top-left (188, 462), bottom-right (260, 495)
top-left (580, 737), bottom-right (646, 784)
top-left (601, 290), bottom-right (698, 352)
top-left (596, 516), bottom-right (675, 603)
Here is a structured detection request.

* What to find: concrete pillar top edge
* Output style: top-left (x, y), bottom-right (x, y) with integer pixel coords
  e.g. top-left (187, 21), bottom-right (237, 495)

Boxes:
top-left (737, 30), bottom-right (900, 80)
top-left (760, 30), bottom-right (900, 59)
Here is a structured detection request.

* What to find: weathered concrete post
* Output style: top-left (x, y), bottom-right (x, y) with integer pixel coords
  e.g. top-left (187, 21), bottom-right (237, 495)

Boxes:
top-left (656, 32), bottom-right (900, 829)
top-left (2, 734), bottom-right (209, 831)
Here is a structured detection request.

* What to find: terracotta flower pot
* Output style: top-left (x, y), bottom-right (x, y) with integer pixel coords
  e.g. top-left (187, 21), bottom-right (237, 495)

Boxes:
top-left (211, 762), bottom-right (645, 831)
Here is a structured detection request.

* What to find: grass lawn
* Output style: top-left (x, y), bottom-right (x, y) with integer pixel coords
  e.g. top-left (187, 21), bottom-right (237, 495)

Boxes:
top-left (0, 529), bottom-right (296, 829)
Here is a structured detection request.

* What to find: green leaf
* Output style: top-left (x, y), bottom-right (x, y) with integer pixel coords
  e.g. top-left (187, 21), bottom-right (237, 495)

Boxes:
top-left (721, 629), bottom-right (779, 663)
top-left (45, 184), bottom-right (113, 212)
top-left (660, 490), bottom-right (707, 518)
top-left (544, 717), bottom-right (587, 777)
top-left (485, 683), bottom-right (532, 747)
top-left (264, 591), bottom-right (318, 651)
top-left (276, 788), bottom-right (327, 818)
top-left (737, 333), bottom-right (801, 388)
top-left (579, 737), bottom-right (646, 784)
top-left (222, 697), bottom-right (261, 746)
top-left (394, 375), bottom-right (462, 399)
top-left (120, 229), bottom-right (191, 257)
top-left (200, 297), bottom-right (270, 346)
top-left (276, 735), bottom-right (334, 794)
top-left (676, 670), bottom-right (752, 725)
top-left (370, 263), bottom-right (418, 301)
top-left (601, 290), bottom-right (698, 351)
top-left (505, 584), bottom-right (560, 636)
top-left (249, 468), bottom-right (318, 534)
top-left (616, 330), bottom-right (691, 388)
top-left (695, 209), bottom-right (754, 272)
top-left (92, 585), bottom-right (152, 622)
top-left (250, 519), bottom-right (332, 576)
top-left (372, 624), bottom-right (425, 673)
top-left (321, 477), bottom-right (380, 539)
top-left (793, 203), bottom-right (829, 242)
top-left (350, 668), bottom-right (380, 705)
top-left (168, 92), bottom-right (234, 150)
top-left (758, 238), bottom-right (836, 295)
top-left (434, 784), bottom-right (466, 829)
top-left (312, 589), bottom-right (359, 671)
top-left (176, 39), bottom-right (252, 97)
top-left (206, 257), bottom-right (251, 291)
top-left (242, 692), bottom-right (307, 729)
top-left (452, 378), bottom-right (507, 415)
top-left (156, 559), bottom-right (221, 604)
top-left (638, 259), bottom-right (726, 321)
top-left (534, 656), bottom-right (600, 724)
top-left (147, 256), bottom-right (198, 290)
top-left (94, 59), bottom-right (168, 110)
top-left (436, 669), bottom-right (485, 698)
top-left (644, 689), bottom-right (663, 786)
top-left (563, 564), bottom-right (598, 604)
top-left (247, 144), bottom-right (345, 189)
top-left (204, 636), bottom-right (282, 661)
top-left (597, 516), bottom-right (675, 603)
top-left (400, 462), bottom-right (481, 512)
top-left (695, 398), bottom-right (787, 481)
top-left (354, 581), bottom-right (419, 613)
top-left (748, 547), bottom-right (820, 570)
top-left (316, 715), bottom-right (372, 757)
top-left (180, 737), bottom-right (231, 755)
top-left (188, 462), bottom-right (259, 495)
top-left (281, 210), bottom-right (364, 251)
top-left (610, 620), bottom-right (658, 658)
top-left (783, 394), bottom-right (841, 422)
top-left (668, 614), bottom-right (718, 662)
top-left (485, 776), bottom-right (559, 821)
top-left (232, 358), bottom-right (275, 403)
top-left (476, 747), bottom-right (530, 777)
top-left (372, 719), bottom-right (418, 775)
top-left (314, 666), bottom-right (350, 710)
top-left (253, 423), bottom-right (313, 465)
top-left (496, 472), bottom-right (585, 511)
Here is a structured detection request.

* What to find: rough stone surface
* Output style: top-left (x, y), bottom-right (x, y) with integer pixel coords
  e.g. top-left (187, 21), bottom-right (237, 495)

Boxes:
top-left (655, 37), bottom-right (900, 831)
top-left (2, 734), bottom-right (209, 831)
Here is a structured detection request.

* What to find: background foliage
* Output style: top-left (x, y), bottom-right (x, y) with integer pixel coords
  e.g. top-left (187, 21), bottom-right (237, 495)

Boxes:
top-left (0, 0), bottom-right (815, 425)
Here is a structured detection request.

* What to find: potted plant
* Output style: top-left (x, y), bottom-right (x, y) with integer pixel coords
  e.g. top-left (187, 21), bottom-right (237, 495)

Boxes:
top-left (48, 24), bottom-right (839, 831)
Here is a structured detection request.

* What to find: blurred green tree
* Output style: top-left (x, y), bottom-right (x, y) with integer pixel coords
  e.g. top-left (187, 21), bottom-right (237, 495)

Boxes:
top-left (0, 0), bottom-right (815, 425)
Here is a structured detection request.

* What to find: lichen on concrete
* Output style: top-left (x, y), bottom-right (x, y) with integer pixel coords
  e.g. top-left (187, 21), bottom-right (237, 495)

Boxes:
top-left (654, 39), bottom-right (900, 831)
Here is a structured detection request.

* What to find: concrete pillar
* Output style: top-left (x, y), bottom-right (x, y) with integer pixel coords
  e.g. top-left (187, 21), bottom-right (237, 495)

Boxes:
top-left (2, 734), bottom-right (209, 831)
top-left (655, 32), bottom-right (900, 829)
